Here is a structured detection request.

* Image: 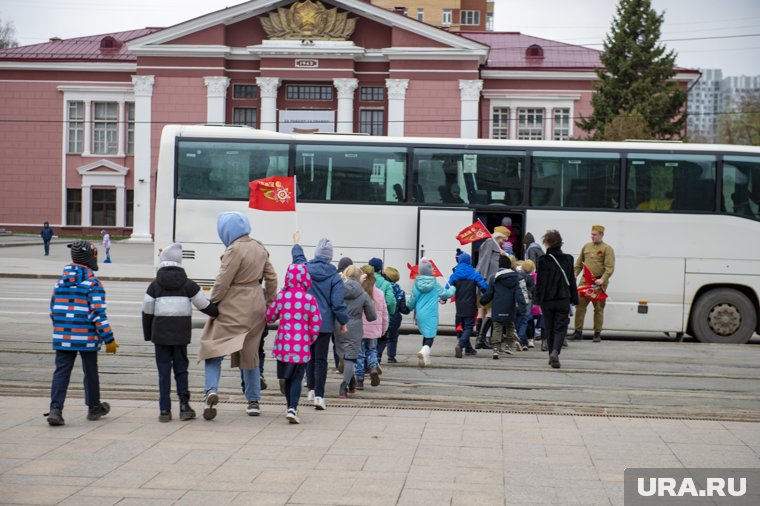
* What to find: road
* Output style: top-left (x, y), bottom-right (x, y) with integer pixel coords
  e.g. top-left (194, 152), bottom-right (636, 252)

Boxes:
top-left (2, 278), bottom-right (759, 421)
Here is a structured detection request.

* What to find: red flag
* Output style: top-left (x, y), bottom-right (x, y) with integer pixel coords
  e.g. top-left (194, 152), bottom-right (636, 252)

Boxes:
top-left (455, 220), bottom-right (491, 245)
top-left (248, 176), bottom-right (296, 212)
top-left (578, 263), bottom-right (608, 302)
top-left (406, 260), bottom-right (443, 279)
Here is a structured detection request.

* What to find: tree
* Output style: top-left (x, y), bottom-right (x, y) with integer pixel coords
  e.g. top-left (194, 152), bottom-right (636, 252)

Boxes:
top-left (0, 15), bottom-right (18, 49)
top-left (600, 111), bottom-right (652, 141)
top-left (719, 93), bottom-right (760, 146)
top-left (578, 0), bottom-right (686, 140)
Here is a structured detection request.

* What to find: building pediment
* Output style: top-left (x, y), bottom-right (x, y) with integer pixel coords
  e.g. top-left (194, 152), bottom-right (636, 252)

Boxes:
top-left (127, 0), bottom-right (489, 63)
top-left (76, 160), bottom-right (129, 176)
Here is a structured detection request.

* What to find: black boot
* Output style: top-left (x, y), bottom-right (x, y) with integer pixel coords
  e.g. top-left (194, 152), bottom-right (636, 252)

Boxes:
top-left (478, 318), bottom-right (493, 349)
top-left (87, 402), bottom-right (110, 421)
top-left (593, 332), bottom-right (602, 343)
top-left (569, 330), bottom-right (582, 341)
top-left (46, 408), bottom-right (65, 426)
top-left (474, 318), bottom-right (483, 337)
top-left (179, 395), bottom-right (196, 421)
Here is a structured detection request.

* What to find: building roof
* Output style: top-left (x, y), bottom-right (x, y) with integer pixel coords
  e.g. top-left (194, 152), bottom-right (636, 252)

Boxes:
top-left (0, 28), bottom-right (163, 62)
top-left (458, 31), bottom-right (603, 69)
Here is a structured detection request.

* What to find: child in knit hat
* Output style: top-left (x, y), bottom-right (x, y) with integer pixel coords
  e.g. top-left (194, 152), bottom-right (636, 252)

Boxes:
top-left (142, 243), bottom-right (218, 422)
top-left (407, 258), bottom-right (455, 367)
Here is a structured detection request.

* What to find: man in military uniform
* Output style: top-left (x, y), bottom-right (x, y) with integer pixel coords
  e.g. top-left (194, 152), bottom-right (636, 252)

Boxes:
top-left (571, 225), bottom-right (615, 343)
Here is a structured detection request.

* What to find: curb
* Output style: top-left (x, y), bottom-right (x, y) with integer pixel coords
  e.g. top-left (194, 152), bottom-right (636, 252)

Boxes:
top-left (0, 272), bottom-right (153, 282)
top-left (0, 240), bottom-right (71, 248)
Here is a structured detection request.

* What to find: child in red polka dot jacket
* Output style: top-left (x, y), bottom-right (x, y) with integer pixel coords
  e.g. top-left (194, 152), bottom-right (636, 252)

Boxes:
top-left (266, 263), bottom-right (322, 424)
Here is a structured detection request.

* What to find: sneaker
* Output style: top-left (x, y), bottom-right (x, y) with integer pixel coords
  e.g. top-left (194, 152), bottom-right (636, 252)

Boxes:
top-left (492, 350), bottom-right (499, 359)
top-left (541, 340), bottom-right (548, 352)
top-left (502, 345), bottom-right (514, 355)
top-left (417, 349), bottom-right (425, 368)
top-left (307, 389), bottom-right (315, 401)
top-left (246, 400), bottom-right (261, 416)
top-left (203, 391), bottom-right (218, 420)
top-left (464, 348), bottom-right (477, 356)
top-left (87, 402), bottom-right (111, 421)
top-left (370, 368), bottom-right (380, 387)
top-left (387, 357), bottom-right (398, 364)
top-left (314, 396), bottom-right (326, 410)
top-left (286, 408), bottom-right (300, 424)
top-left (356, 379), bottom-right (364, 390)
top-left (527, 339), bottom-right (535, 348)
top-left (454, 345), bottom-right (463, 358)
top-left (417, 345), bottom-right (431, 368)
top-left (260, 376), bottom-right (267, 390)
top-left (158, 410), bottom-right (172, 423)
top-left (46, 408), bottom-right (64, 426)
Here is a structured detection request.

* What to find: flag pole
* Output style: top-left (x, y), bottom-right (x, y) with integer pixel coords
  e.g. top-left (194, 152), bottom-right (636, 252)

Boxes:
top-left (477, 218), bottom-right (501, 250)
top-left (293, 174), bottom-right (299, 233)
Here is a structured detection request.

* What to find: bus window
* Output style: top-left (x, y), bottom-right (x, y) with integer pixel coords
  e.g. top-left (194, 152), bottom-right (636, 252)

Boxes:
top-left (176, 141), bottom-right (289, 199)
top-left (531, 151), bottom-right (620, 209)
top-left (626, 154), bottom-right (716, 212)
top-left (412, 148), bottom-right (525, 205)
top-left (294, 144), bottom-right (406, 203)
top-left (723, 156), bottom-right (760, 219)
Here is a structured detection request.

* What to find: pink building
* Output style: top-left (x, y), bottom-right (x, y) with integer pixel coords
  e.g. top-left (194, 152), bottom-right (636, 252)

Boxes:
top-left (0, 0), bottom-right (697, 239)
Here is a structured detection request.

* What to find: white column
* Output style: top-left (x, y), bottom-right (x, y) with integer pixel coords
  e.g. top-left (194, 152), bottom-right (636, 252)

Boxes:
top-left (544, 108), bottom-right (552, 140)
top-left (129, 75), bottom-right (155, 242)
top-left (256, 77), bottom-right (280, 131)
top-left (117, 100), bottom-right (126, 156)
top-left (203, 76), bottom-right (230, 125)
top-left (115, 184), bottom-right (126, 228)
top-left (385, 79), bottom-right (409, 137)
top-left (81, 184), bottom-right (92, 227)
top-left (83, 101), bottom-right (92, 155)
top-left (333, 78), bottom-right (358, 133)
top-left (509, 106), bottom-right (517, 140)
top-left (459, 79), bottom-right (483, 139)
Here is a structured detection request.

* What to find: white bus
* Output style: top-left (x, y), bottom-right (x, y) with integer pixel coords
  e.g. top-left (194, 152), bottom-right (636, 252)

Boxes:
top-left (154, 124), bottom-right (760, 344)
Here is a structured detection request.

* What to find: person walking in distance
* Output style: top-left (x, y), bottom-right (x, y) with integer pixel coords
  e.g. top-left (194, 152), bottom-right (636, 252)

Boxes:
top-left (571, 225), bottom-right (615, 343)
top-left (40, 221), bottom-right (53, 256)
top-left (534, 230), bottom-right (578, 369)
top-left (101, 230), bottom-right (111, 263)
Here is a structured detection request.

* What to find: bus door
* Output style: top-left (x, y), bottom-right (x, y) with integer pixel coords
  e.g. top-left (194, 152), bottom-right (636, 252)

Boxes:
top-left (472, 209), bottom-right (525, 264)
top-left (417, 207), bottom-right (475, 327)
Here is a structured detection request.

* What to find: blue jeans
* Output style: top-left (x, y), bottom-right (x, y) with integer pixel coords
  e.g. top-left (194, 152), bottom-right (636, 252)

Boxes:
top-left (516, 315), bottom-right (530, 346)
top-left (355, 339), bottom-right (378, 381)
top-left (456, 315), bottom-right (475, 350)
top-left (205, 356), bottom-right (260, 401)
top-left (50, 350), bottom-right (100, 410)
top-left (154, 344), bottom-right (189, 412)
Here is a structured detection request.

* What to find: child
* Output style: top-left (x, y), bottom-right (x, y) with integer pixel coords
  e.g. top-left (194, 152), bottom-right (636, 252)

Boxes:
top-left (46, 240), bottom-right (116, 426)
top-left (142, 243), bottom-right (218, 422)
top-left (266, 263), bottom-right (322, 424)
top-left (516, 260), bottom-right (536, 349)
top-left (407, 258), bottom-right (455, 368)
top-left (378, 266), bottom-right (409, 363)
top-left (336, 265), bottom-right (376, 397)
top-left (447, 251), bottom-right (488, 358)
top-left (357, 265), bottom-right (388, 388)
top-left (100, 230), bottom-right (111, 263)
top-left (480, 255), bottom-right (527, 359)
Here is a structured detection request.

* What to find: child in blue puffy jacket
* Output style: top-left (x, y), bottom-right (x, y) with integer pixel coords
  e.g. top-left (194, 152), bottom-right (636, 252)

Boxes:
top-left (407, 259), bottom-right (455, 368)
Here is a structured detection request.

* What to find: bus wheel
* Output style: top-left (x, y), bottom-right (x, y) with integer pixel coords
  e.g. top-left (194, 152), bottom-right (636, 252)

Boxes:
top-left (691, 288), bottom-right (756, 344)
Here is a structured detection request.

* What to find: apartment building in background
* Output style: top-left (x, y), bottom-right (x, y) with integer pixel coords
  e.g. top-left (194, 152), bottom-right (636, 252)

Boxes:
top-left (371, 0), bottom-right (494, 31)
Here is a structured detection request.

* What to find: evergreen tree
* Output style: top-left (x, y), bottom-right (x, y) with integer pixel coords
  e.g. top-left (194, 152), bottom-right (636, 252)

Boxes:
top-left (578, 0), bottom-right (686, 140)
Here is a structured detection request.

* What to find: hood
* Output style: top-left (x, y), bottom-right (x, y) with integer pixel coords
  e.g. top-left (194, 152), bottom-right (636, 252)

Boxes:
top-left (343, 278), bottom-right (365, 299)
top-left (57, 263), bottom-right (93, 287)
top-left (457, 252), bottom-right (472, 265)
top-left (414, 274), bottom-right (437, 293)
top-left (494, 268), bottom-right (519, 288)
top-left (284, 263), bottom-right (312, 291)
top-left (217, 211), bottom-right (250, 247)
top-left (314, 238), bottom-right (333, 261)
top-left (156, 266), bottom-right (188, 290)
top-left (308, 257), bottom-right (338, 282)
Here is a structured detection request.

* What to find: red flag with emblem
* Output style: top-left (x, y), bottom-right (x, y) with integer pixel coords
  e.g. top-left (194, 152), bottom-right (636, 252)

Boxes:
top-left (407, 260), bottom-right (444, 279)
top-left (455, 220), bottom-right (492, 245)
top-left (578, 263), bottom-right (608, 302)
top-left (248, 176), bottom-right (296, 212)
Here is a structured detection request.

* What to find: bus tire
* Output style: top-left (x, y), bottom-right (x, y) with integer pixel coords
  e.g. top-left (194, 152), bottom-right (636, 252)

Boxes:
top-left (690, 288), bottom-right (756, 344)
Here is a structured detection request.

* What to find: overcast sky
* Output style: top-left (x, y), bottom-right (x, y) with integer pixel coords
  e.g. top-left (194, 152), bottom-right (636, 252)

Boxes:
top-left (3, 0), bottom-right (759, 76)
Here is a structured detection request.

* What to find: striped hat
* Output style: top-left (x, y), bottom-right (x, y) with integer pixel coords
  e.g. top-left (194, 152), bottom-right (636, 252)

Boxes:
top-left (68, 241), bottom-right (98, 271)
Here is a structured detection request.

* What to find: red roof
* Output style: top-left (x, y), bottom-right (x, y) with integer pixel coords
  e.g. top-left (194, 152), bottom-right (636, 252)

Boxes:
top-left (458, 31), bottom-right (603, 70)
top-left (0, 28), bottom-right (163, 62)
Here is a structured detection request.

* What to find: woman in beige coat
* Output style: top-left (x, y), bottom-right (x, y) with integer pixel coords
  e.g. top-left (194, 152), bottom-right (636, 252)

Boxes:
top-left (199, 212), bottom-right (277, 420)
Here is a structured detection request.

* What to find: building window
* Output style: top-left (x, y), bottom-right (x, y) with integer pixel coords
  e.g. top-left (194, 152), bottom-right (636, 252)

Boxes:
top-left (126, 189), bottom-right (133, 227)
top-left (553, 108), bottom-right (571, 140)
top-left (232, 84), bottom-right (257, 99)
top-left (486, 12), bottom-right (494, 31)
top-left (126, 102), bottom-right (135, 155)
top-left (359, 110), bottom-right (384, 136)
top-left (91, 188), bottom-right (116, 226)
top-left (442, 9), bottom-right (452, 25)
top-left (66, 189), bottom-right (81, 225)
top-left (460, 10), bottom-right (480, 26)
top-left (286, 85), bottom-right (333, 101)
top-left (67, 101), bottom-right (84, 154)
top-left (92, 102), bottom-right (118, 155)
top-left (517, 108), bottom-right (544, 140)
top-left (492, 108), bottom-right (509, 139)
top-left (360, 87), bottom-right (384, 102)
top-left (417, 8), bottom-right (424, 22)
top-left (232, 107), bottom-right (257, 127)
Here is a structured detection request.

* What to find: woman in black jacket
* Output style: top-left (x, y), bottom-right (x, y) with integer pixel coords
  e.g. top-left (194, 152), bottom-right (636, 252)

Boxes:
top-left (534, 230), bottom-right (579, 369)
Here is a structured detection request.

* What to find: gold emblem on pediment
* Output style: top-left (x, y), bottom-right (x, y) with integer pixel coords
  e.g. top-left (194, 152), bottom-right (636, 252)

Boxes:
top-left (260, 0), bottom-right (356, 40)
